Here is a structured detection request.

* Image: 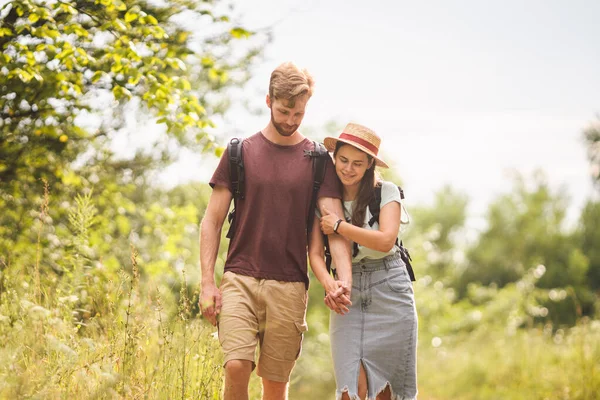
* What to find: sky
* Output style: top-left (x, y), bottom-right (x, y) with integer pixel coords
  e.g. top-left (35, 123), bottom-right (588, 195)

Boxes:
top-left (160, 0), bottom-right (600, 232)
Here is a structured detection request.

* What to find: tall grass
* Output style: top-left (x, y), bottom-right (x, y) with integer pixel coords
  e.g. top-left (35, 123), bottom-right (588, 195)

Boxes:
top-left (0, 189), bottom-right (225, 399)
top-left (1, 186), bottom-right (599, 399)
top-left (417, 318), bottom-right (600, 400)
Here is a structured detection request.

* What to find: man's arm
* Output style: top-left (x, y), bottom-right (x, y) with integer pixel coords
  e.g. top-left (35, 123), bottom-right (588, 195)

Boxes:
top-left (317, 196), bottom-right (353, 295)
top-left (308, 215), bottom-right (351, 314)
top-left (320, 201), bottom-right (401, 252)
top-left (199, 185), bottom-right (232, 326)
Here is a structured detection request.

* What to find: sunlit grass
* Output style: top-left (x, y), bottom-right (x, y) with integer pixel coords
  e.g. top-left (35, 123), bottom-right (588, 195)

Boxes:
top-left (1, 187), bottom-right (598, 399)
top-left (0, 191), bottom-right (226, 398)
top-left (417, 319), bottom-right (600, 400)
top-left (0, 262), bottom-right (225, 398)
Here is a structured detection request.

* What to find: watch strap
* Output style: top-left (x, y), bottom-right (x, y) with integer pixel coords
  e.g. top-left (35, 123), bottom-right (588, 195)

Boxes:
top-left (333, 218), bottom-right (343, 233)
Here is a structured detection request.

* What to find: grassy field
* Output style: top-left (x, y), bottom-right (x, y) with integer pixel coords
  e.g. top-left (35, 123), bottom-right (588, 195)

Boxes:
top-left (1, 255), bottom-right (599, 399)
top-left (1, 192), bottom-right (598, 399)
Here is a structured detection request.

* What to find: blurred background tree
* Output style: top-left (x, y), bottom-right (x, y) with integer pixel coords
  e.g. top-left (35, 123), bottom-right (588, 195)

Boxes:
top-left (584, 117), bottom-right (600, 189)
top-left (457, 173), bottom-right (577, 288)
top-left (580, 116), bottom-right (600, 303)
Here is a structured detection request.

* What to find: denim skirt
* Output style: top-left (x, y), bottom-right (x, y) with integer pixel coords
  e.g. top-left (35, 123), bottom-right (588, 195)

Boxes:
top-left (330, 253), bottom-right (418, 400)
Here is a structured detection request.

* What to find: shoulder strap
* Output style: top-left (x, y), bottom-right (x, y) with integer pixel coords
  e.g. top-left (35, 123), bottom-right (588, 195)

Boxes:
top-left (367, 182), bottom-right (383, 227)
top-left (353, 183), bottom-right (382, 257)
top-left (367, 183), bottom-right (405, 227)
top-left (306, 141), bottom-right (328, 241)
top-left (355, 183), bottom-right (404, 257)
top-left (228, 137), bottom-right (244, 200)
top-left (226, 137), bottom-right (244, 239)
top-left (305, 141), bottom-right (334, 274)
top-left (398, 240), bottom-right (416, 282)
top-left (352, 182), bottom-right (416, 281)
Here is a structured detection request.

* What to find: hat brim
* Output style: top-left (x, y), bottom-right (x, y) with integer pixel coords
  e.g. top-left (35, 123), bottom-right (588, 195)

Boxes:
top-left (323, 137), bottom-right (389, 168)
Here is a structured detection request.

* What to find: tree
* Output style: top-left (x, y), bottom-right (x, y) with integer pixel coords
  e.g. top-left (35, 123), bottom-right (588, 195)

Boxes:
top-left (408, 185), bottom-right (468, 280)
top-left (578, 200), bottom-right (600, 290)
top-left (0, 0), bottom-right (267, 259)
top-left (584, 117), bottom-right (600, 190)
top-left (579, 117), bottom-right (600, 304)
top-left (457, 172), bottom-right (587, 292)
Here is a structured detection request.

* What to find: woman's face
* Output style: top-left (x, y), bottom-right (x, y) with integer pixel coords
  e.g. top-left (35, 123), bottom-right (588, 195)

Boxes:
top-left (334, 144), bottom-right (373, 188)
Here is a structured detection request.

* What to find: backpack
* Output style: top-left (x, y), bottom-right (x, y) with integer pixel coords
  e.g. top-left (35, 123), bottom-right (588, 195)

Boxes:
top-left (225, 137), bottom-right (329, 242)
top-left (324, 182), bottom-right (416, 282)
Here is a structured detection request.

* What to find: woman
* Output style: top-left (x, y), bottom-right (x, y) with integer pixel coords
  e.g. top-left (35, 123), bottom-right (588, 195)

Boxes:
top-left (308, 123), bottom-right (418, 400)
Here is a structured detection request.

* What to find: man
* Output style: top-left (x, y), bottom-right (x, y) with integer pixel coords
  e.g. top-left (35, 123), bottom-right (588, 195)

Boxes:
top-left (200, 62), bottom-right (352, 400)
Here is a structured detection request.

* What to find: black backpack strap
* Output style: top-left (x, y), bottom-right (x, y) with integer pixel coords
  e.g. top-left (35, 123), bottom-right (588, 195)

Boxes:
top-left (395, 186), bottom-right (415, 281)
top-left (323, 235), bottom-right (332, 274)
top-left (398, 240), bottom-right (416, 282)
top-left (392, 185), bottom-right (405, 252)
top-left (306, 141), bottom-right (328, 242)
top-left (226, 137), bottom-right (244, 239)
top-left (353, 183), bottom-right (416, 282)
top-left (367, 182), bottom-right (383, 227)
top-left (303, 141), bottom-right (333, 273)
top-left (353, 183), bottom-right (384, 257)
top-left (390, 186), bottom-right (405, 258)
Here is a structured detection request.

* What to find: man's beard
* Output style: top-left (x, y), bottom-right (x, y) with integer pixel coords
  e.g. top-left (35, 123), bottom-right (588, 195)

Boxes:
top-left (271, 110), bottom-right (298, 137)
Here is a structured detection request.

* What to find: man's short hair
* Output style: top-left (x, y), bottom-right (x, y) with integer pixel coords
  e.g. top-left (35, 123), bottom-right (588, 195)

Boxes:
top-left (269, 62), bottom-right (315, 107)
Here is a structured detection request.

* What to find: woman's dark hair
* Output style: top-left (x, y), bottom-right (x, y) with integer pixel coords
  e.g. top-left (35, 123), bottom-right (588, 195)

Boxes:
top-left (333, 141), bottom-right (376, 227)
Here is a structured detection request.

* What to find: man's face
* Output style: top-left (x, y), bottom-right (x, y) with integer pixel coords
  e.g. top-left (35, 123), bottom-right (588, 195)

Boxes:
top-left (268, 95), bottom-right (309, 137)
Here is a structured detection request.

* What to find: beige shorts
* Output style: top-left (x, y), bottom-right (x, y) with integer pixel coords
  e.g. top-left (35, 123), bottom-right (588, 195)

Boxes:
top-left (218, 271), bottom-right (308, 382)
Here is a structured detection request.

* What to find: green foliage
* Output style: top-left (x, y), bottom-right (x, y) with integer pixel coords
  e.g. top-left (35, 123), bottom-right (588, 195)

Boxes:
top-left (0, 0), bottom-right (257, 150)
top-left (0, 187), bottom-right (225, 398)
top-left (578, 200), bottom-right (600, 290)
top-left (417, 319), bottom-right (600, 400)
top-left (458, 173), bottom-right (578, 288)
top-left (451, 172), bottom-right (596, 324)
top-left (1, 166), bottom-right (599, 398)
top-left (0, 0), bottom-right (267, 271)
top-left (409, 185), bottom-right (468, 280)
top-left (584, 118), bottom-right (600, 189)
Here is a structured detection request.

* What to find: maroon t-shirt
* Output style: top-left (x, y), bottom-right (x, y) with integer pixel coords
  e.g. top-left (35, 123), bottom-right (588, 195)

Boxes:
top-left (209, 132), bottom-right (341, 287)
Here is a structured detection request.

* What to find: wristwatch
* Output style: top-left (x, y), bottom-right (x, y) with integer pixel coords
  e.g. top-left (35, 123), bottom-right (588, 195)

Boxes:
top-left (333, 218), bottom-right (343, 233)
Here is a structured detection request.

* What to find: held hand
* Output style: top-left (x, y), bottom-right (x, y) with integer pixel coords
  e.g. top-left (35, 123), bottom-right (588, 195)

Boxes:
top-left (320, 206), bottom-right (341, 235)
top-left (323, 280), bottom-right (352, 315)
top-left (325, 296), bottom-right (348, 315)
top-left (200, 283), bottom-right (222, 326)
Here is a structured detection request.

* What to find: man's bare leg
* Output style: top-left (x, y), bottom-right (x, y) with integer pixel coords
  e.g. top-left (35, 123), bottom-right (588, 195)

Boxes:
top-left (262, 378), bottom-right (288, 400)
top-left (224, 359), bottom-right (253, 400)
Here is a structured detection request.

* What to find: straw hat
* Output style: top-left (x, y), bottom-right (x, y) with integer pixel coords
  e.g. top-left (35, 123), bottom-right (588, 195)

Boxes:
top-left (324, 123), bottom-right (389, 168)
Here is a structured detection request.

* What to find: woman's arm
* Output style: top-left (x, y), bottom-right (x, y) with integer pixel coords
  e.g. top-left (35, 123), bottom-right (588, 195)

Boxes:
top-left (321, 201), bottom-right (401, 253)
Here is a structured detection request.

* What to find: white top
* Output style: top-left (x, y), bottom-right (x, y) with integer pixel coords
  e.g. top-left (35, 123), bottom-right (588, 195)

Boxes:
top-left (320, 180), bottom-right (410, 266)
